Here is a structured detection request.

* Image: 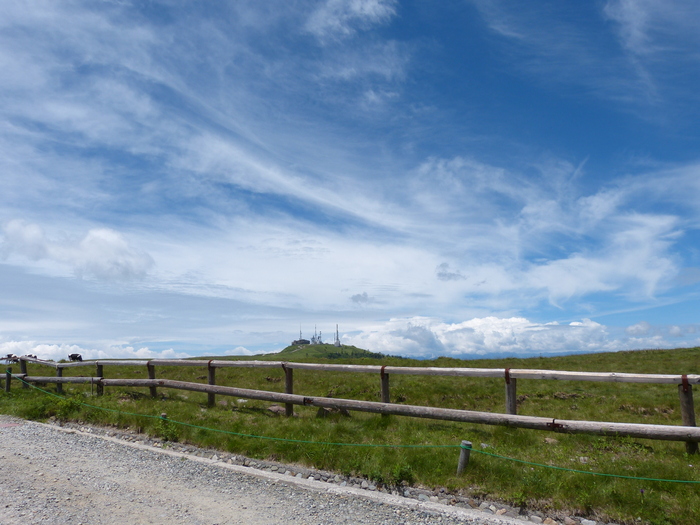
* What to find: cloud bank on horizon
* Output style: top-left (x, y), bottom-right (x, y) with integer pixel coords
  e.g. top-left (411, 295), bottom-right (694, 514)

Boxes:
top-left (2, 1), bottom-right (700, 361)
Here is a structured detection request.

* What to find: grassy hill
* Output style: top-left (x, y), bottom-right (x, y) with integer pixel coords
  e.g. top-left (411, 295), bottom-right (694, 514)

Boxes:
top-left (4, 346), bottom-right (700, 524)
top-left (274, 343), bottom-right (385, 360)
top-left (199, 343), bottom-right (389, 362)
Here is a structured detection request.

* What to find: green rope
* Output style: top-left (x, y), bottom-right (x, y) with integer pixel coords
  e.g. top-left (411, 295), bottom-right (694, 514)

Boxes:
top-left (6, 370), bottom-right (700, 483)
top-left (160, 416), bottom-right (457, 448)
top-left (462, 442), bottom-right (700, 484)
top-left (7, 371), bottom-right (455, 449)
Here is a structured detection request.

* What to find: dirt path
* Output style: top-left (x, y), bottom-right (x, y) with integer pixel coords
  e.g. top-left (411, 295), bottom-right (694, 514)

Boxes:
top-left (0, 416), bottom-right (521, 525)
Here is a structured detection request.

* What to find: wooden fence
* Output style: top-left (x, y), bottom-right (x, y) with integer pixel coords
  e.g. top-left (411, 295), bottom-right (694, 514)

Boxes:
top-left (4, 357), bottom-right (700, 453)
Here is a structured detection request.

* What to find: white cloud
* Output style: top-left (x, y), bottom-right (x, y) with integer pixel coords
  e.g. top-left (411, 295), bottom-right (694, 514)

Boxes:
top-left (305, 0), bottom-right (397, 41)
top-left (224, 346), bottom-right (254, 356)
top-left (527, 213), bottom-right (679, 304)
top-left (344, 316), bottom-right (700, 358)
top-left (73, 229), bottom-right (154, 280)
top-left (626, 320), bottom-right (651, 336)
top-left (1, 220), bottom-right (153, 280)
top-left (316, 40), bottom-right (408, 82)
top-left (343, 316), bottom-right (619, 357)
top-left (0, 341), bottom-right (189, 362)
top-left (1, 220), bottom-right (47, 260)
top-left (469, 1), bottom-right (700, 110)
top-left (604, 0), bottom-right (700, 57)
top-left (400, 156), bottom-right (684, 306)
top-left (603, 0), bottom-right (653, 55)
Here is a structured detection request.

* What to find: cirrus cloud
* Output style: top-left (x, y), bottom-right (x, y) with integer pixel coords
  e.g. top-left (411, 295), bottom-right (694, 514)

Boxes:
top-left (305, 0), bottom-right (398, 42)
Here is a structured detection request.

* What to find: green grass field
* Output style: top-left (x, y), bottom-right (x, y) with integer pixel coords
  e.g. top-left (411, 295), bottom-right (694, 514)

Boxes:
top-left (3, 345), bottom-right (700, 525)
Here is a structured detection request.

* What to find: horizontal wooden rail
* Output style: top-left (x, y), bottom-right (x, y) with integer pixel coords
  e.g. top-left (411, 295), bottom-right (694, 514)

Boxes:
top-left (16, 375), bottom-right (700, 443)
top-left (19, 357), bottom-right (700, 385)
top-left (23, 376), bottom-right (100, 384)
top-left (509, 369), bottom-right (700, 384)
top-left (16, 356), bottom-right (700, 453)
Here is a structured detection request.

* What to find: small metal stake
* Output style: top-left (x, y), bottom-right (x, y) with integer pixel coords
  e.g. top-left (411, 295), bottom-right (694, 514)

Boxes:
top-left (457, 440), bottom-right (472, 475)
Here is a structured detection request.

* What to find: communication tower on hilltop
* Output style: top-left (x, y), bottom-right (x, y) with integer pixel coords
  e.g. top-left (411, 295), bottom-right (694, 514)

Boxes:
top-left (334, 324), bottom-right (341, 347)
top-left (310, 325), bottom-right (323, 345)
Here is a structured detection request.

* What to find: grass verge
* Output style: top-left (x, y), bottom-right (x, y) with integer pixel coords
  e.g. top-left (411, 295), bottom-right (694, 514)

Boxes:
top-left (3, 347), bottom-right (700, 525)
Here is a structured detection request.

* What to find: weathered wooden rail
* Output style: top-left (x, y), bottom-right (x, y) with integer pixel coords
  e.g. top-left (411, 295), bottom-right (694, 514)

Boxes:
top-left (5, 357), bottom-right (700, 452)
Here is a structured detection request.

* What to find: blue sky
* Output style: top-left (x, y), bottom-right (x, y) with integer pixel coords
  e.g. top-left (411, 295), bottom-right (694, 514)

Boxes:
top-left (2, 0), bottom-right (700, 361)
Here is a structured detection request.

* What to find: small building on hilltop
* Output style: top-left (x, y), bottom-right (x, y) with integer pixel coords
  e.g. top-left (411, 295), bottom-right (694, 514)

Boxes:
top-left (292, 328), bottom-right (310, 345)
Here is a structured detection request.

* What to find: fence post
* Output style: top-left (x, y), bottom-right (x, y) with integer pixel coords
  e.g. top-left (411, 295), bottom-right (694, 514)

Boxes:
top-left (207, 361), bottom-right (216, 408)
top-left (380, 366), bottom-right (390, 419)
top-left (56, 367), bottom-right (63, 394)
top-left (457, 440), bottom-right (472, 475)
top-left (96, 363), bottom-right (104, 396)
top-left (5, 367), bottom-right (11, 393)
top-left (380, 366), bottom-right (390, 403)
top-left (679, 377), bottom-right (698, 454)
top-left (283, 363), bottom-right (294, 417)
top-left (147, 361), bottom-right (157, 398)
top-left (505, 369), bottom-right (517, 415)
top-left (20, 359), bottom-right (28, 389)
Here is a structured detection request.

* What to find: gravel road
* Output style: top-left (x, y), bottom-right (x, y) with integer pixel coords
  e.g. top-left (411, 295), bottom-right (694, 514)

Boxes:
top-left (0, 415), bottom-right (525, 525)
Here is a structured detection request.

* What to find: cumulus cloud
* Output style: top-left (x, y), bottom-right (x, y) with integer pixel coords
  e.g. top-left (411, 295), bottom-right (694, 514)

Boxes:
top-left (626, 320), bottom-right (651, 336)
top-left (224, 346), bottom-right (254, 356)
top-left (343, 316), bottom-right (641, 357)
top-left (1, 220), bottom-right (48, 260)
top-left (0, 341), bottom-right (189, 362)
top-left (1, 220), bottom-right (153, 280)
top-left (73, 228), bottom-right (153, 280)
top-left (669, 325), bottom-right (683, 337)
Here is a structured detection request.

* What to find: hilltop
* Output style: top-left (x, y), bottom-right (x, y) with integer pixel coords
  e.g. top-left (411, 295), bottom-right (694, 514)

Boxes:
top-left (198, 343), bottom-right (387, 362)
top-left (272, 343), bottom-right (385, 360)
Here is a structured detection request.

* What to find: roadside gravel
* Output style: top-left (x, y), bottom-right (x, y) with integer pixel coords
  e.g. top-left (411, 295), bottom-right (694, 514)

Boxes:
top-left (0, 415), bottom-right (607, 525)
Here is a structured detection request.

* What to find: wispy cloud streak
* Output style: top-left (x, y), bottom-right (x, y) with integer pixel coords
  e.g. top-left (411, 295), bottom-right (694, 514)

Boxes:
top-left (0, 2), bottom-right (699, 358)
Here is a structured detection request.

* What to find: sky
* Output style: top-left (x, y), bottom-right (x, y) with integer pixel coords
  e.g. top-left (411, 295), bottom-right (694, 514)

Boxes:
top-left (2, 0), bottom-right (700, 361)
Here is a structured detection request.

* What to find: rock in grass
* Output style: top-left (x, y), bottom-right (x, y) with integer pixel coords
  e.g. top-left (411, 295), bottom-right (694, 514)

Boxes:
top-left (315, 407), bottom-right (351, 418)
